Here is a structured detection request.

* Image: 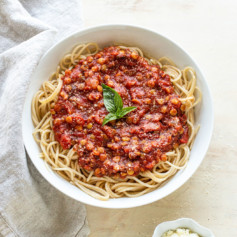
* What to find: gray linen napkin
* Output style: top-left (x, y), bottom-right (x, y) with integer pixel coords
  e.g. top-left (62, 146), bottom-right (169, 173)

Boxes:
top-left (0, 0), bottom-right (89, 236)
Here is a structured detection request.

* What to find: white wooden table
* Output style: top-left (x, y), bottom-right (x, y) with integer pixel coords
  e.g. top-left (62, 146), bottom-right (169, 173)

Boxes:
top-left (82, 1), bottom-right (237, 236)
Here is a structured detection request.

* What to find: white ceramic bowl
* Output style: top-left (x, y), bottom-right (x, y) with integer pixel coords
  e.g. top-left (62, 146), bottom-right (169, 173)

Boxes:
top-left (152, 218), bottom-right (215, 237)
top-left (22, 24), bottom-right (214, 208)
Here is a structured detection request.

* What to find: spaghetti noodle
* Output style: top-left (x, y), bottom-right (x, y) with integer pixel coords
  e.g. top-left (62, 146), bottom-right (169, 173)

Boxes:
top-left (32, 43), bottom-right (201, 200)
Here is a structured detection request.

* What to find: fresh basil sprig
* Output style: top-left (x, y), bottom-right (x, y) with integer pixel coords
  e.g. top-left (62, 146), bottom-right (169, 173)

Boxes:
top-left (102, 84), bottom-right (137, 126)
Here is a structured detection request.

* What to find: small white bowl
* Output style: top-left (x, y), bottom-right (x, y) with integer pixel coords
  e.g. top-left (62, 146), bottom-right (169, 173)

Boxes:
top-left (22, 24), bottom-right (214, 208)
top-left (153, 218), bottom-right (215, 237)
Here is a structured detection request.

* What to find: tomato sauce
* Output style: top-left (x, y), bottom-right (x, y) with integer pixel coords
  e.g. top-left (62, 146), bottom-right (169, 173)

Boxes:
top-left (51, 46), bottom-right (189, 178)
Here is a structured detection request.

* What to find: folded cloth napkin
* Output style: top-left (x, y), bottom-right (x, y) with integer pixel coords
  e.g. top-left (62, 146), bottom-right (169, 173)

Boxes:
top-left (0, 0), bottom-right (90, 236)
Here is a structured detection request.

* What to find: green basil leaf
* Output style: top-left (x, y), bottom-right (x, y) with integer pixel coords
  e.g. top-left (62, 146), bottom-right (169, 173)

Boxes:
top-left (114, 92), bottom-right (123, 112)
top-left (102, 84), bottom-right (117, 113)
top-left (102, 84), bottom-right (137, 125)
top-left (102, 113), bottom-right (117, 126)
top-left (117, 106), bottom-right (137, 118)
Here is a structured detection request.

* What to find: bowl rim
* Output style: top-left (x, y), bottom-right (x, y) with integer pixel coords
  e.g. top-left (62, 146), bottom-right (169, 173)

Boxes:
top-left (152, 217), bottom-right (215, 237)
top-left (22, 24), bottom-right (214, 208)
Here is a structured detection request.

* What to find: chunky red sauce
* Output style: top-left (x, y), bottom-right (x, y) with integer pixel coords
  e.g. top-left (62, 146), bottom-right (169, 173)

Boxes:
top-left (51, 46), bottom-right (188, 178)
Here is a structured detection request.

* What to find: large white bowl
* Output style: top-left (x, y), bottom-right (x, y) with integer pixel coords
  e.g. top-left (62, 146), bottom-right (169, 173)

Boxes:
top-left (22, 24), bottom-right (213, 208)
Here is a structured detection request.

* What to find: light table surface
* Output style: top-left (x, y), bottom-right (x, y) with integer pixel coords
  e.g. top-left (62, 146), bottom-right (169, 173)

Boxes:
top-left (82, 1), bottom-right (237, 236)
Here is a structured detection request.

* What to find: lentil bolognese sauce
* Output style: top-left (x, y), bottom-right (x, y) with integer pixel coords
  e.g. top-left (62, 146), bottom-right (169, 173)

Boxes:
top-left (32, 43), bottom-right (201, 200)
